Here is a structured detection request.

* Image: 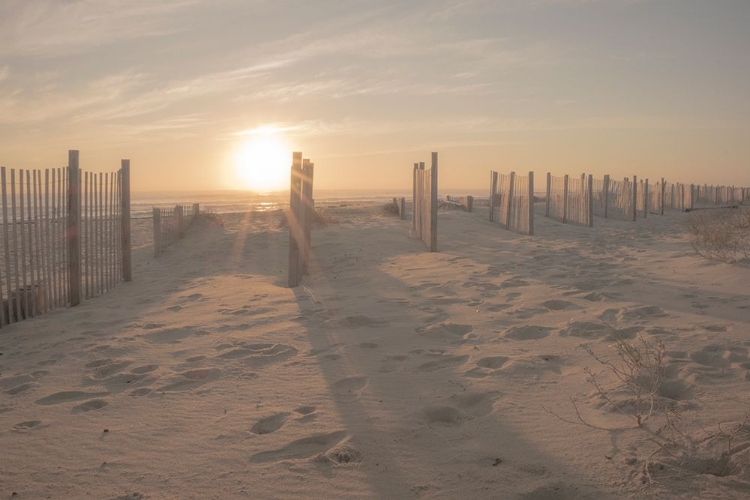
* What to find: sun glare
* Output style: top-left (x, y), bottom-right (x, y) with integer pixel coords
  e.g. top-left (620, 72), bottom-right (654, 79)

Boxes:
top-left (233, 132), bottom-right (290, 192)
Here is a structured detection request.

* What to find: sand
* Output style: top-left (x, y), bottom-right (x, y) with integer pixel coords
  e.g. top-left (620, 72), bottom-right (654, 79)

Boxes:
top-left (1, 203), bottom-right (749, 499)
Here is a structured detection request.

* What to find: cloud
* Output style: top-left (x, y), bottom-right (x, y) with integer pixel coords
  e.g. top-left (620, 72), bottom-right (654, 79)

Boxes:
top-left (0, 0), bottom-right (213, 57)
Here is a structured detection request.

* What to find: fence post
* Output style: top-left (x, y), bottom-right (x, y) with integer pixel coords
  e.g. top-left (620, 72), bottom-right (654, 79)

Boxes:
top-left (302, 161), bottom-right (314, 274)
top-left (528, 171), bottom-right (535, 236)
top-left (153, 208), bottom-right (161, 257)
top-left (411, 163), bottom-right (419, 234)
top-left (120, 160), bottom-right (132, 282)
top-left (632, 176), bottom-right (638, 221)
top-left (587, 174), bottom-right (594, 227)
top-left (429, 152), bottom-right (438, 252)
top-left (603, 175), bottom-right (610, 219)
top-left (660, 178), bottom-right (665, 215)
top-left (689, 184), bottom-right (695, 211)
top-left (288, 152), bottom-right (302, 287)
top-left (490, 171), bottom-right (498, 222)
top-left (176, 205), bottom-right (185, 238)
top-left (400, 197), bottom-right (406, 220)
top-left (562, 174), bottom-right (569, 224)
top-left (643, 179), bottom-right (649, 218)
top-left (545, 172), bottom-right (551, 218)
top-left (506, 172), bottom-right (515, 230)
top-left (193, 203), bottom-right (199, 217)
top-left (67, 150), bottom-right (82, 307)
top-left (466, 195), bottom-right (474, 213)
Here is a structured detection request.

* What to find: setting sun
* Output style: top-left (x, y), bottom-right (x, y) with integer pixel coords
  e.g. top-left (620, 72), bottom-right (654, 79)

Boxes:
top-left (233, 131), bottom-right (290, 192)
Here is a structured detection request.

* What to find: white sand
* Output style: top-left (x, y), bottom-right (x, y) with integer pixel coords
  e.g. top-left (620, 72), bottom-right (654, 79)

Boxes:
top-left (1, 203), bottom-right (749, 499)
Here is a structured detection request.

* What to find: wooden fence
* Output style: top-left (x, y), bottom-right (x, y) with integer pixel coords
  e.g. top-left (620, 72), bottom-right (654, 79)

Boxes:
top-left (545, 173), bottom-right (593, 227)
top-left (0, 150), bottom-right (131, 327)
top-left (591, 175), bottom-right (637, 222)
top-left (646, 179), bottom-right (665, 215)
top-left (663, 183), bottom-right (689, 212)
top-left (690, 184), bottom-right (746, 210)
top-left (446, 195), bottom-right (474, 212)
top-left (153, 204), bottom-right (200, 256)
top-left (391, 197), bottom-right (407, 220)
top-left (489, 171), bottom-right (534, 235)
top-left (590, 175), bottom-right (749, 220)
top-left (288, 152), bottom-right (315, 288)
top-left (412, 153), bottom-right (438, 252)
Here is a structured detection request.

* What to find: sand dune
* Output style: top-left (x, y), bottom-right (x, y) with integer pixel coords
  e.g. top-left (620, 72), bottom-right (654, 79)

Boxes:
top-left (1, 204), bottom-right (749, 499)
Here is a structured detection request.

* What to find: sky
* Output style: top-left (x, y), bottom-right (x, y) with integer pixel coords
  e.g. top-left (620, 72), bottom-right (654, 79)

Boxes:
top-left (1, 0), bottom-right (749, 192)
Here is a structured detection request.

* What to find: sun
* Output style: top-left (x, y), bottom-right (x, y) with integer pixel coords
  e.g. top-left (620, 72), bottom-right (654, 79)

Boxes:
top-left (232, 132), bottom-right (290, 192)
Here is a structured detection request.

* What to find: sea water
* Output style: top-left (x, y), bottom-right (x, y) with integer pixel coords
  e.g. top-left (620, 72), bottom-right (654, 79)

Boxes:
top-left (131, 189), bottom-right (495, 218)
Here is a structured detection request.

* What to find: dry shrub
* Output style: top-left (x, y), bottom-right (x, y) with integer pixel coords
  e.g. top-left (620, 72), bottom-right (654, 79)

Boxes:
top-left (686, 208), bottom-right (750, 263)
top-left (194, 209), bottom-right (225, 228)
top-left (382, 202), bottom-right (400, 216)
top-left (543, 334), bottom-right (750, 489)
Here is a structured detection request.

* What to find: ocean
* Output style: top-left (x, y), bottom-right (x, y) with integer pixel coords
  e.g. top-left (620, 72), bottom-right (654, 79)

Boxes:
top-left (130, 189), bottom-right (495, 218)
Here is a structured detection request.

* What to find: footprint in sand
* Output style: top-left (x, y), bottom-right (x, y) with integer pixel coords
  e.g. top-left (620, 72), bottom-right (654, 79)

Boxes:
top-left (332, 376), bottom-right (368, 402)
top-left (682, 345), bottom-right (749, 385)
top-left (558, 321), bottom-right (639, 341)
top-left (86, 358), bottom-right (134, 378)
top-left (251, 413), bottom-right (290, 435)
top-left (690, 345), bottom-right (738, 368)
top-left (35, 391), bottom-right (110, 405)
top-left (218, 306), bottom-right (275, 317)
top-left (500, 355), bottom-right (565, 378)
top-left (416, 323), bottom-right (473, 341)
top-left (511, 307), bottom-right (548, 320)
top-left (415, 355), bottom-right (469, 373)
top-left (379, 354), bottom-right (409, 373)
top-left (1, 373), bottom-right (41, 395)
top-left (131, 364), bottom-right (159, 374)
top-left (503, 325), bottom-right (550, 340)
top-left (476, 356), bottom-right (509, 370)
top-left (658, 379), bottom-right (694, 401)
top-left (294, 406), bottom-right (317, 423)
top-left (72, 399), bottom-right (108, 413)
top-left (702, 324), bottom-right (731, 333)
top-left (618, 305), bottom-right (668, 322)
top-left (13, 420), bottom-right (47, 432)
top-left (540, 300), bottom-right (581, 311)
top-left (4, 381), bottom-right (41, 395)
top-left (450, 391), bottom-right (500, 418)
top-left (466, 356), bottom-right (510, 377)
top-left (485, 303), bottom-right (512, 313)
top-left (519, 482), bottom-right (590, 500)
top-left (249, 430), bottom-right (348, 463)
top-left (143, 327), bottom-right (206, 344)
top-left (157, 368), bottom-right (220, 392)
top-left (339, 316), bottom-right (387, 328)
top-left (422, 406), bottom-right (467, 426)
top-left (501, 279), bottom-right (529, 289)
top-left (216, 342), bottom-right (298, 368)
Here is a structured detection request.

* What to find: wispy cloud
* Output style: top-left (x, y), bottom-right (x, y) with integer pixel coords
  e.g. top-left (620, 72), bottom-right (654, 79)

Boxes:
top-left (0, 0), bottom-right (210, 57)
